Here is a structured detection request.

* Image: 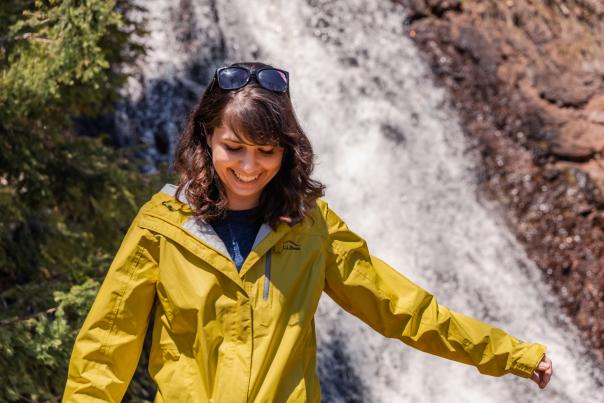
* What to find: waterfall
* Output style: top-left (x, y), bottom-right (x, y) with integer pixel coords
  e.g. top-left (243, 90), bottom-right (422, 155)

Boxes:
top-left (119, 0), bottom-right (603, 401)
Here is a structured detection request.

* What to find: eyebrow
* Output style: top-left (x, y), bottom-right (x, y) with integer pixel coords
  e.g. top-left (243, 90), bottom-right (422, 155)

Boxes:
top-left (229, 123), bottom-right (256, 145)
top-left (223, 137), bottom-right (256, 146)
top-left (220, 127), bottom-right (252, 144)
top-left (222, 136), bottom-right (278, 148)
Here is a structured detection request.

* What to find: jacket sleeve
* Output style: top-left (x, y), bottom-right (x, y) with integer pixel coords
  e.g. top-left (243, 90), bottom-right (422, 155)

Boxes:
top-left (63, 210), bottom-right (159, 402)
top-left (321, 204), bottom-right (546, 378)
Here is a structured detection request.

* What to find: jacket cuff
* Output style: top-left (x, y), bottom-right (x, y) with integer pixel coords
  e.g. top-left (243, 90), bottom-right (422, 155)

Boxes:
top-left (509, 343), bottom-right (547, 378)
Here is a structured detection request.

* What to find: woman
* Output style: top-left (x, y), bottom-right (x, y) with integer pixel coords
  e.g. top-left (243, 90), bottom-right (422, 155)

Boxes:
top-left (63, 62), bottom-right (553, 402)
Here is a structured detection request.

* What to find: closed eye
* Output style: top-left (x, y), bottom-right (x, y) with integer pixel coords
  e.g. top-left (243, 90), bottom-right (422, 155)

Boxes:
top-left (225, 144), bottom-right (243, 152)
top-left (259, 148), bottom-right (275, 155)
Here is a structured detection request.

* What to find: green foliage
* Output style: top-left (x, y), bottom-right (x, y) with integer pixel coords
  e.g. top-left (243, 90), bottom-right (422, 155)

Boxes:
top-left (1, 279), bottom-right (99, 402)
top-left (0, 0), bottom-right (162, 401)
top-left (0, 0), bottom-right (144, 125)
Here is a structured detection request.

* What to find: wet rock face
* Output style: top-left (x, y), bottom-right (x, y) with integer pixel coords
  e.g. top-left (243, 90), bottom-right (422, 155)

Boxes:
top-left (397, 0), bottom-right (604, 363)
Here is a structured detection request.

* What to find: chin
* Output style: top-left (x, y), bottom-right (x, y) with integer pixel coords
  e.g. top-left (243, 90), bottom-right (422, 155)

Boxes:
top-left (228, 184), bottom-right (262, 197)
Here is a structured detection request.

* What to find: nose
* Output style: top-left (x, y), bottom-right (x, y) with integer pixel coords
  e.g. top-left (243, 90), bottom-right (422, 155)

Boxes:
top-left (239, 149), bottom-right (258, 173)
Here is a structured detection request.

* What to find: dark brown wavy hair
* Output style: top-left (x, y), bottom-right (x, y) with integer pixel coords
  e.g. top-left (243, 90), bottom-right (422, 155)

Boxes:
top-left (174, 62), bottom-right (325, 229)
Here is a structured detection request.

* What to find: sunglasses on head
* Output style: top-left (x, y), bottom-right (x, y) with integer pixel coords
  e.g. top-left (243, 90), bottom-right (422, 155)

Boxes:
top-left (215, 66), bottom-right (289, 94)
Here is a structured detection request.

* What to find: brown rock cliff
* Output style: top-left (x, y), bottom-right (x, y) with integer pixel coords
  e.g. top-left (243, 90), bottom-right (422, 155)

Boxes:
top-left (396, 0), bottom-right (604, 363)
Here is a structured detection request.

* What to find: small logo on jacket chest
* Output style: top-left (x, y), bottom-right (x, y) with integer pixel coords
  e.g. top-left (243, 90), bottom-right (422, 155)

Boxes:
top-left (282, 240), bottom-right (301, 251)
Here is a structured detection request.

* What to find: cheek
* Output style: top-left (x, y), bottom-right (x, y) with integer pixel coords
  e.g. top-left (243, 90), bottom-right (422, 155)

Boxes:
top-left (265, 155), bottom-right (283, 174)
top-left (212, 151), bottom-right (233, 168)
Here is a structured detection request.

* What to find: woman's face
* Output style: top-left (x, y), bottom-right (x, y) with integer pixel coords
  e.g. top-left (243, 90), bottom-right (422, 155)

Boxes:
top-left (207, 124), bottom-right (284, 210)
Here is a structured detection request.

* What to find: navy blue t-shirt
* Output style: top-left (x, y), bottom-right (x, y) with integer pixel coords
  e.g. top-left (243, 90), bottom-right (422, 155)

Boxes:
top-left (211, 208), bottom-right (263, 271)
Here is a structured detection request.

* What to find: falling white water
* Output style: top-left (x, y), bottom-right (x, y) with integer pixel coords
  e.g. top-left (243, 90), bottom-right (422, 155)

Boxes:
top-left (120, 0), bottom-right (603, 401)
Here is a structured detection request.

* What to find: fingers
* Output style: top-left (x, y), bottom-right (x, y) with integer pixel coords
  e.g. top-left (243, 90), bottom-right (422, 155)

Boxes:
top-left (540, 356), bottom-right (553, 388)
top-left (532, 355), bottom-right (553, 389)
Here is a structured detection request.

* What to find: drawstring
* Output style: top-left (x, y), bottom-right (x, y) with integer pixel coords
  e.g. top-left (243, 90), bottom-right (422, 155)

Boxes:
top-left (263, 250), bottom-right (271, 301)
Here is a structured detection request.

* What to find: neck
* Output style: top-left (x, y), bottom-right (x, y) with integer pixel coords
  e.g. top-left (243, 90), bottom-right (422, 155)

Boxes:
top-left (226, 192), bottom-right (260, 210)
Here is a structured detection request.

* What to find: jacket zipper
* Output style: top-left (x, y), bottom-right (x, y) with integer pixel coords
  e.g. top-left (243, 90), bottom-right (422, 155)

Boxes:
top-left (263, 250), bottom-right (272, 301)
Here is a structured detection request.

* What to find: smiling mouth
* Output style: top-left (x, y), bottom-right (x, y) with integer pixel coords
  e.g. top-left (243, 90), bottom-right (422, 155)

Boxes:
top-left (230, 169), bottom-right (261, 183)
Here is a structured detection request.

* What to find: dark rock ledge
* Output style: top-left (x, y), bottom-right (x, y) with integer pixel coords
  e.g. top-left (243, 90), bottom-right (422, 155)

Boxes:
top-left (396, 0), bottom-right (604, 364)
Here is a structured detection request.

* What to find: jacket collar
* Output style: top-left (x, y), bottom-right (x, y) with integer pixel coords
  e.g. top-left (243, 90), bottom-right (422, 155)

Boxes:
top-left (157, 184), bottom-right (293, 278)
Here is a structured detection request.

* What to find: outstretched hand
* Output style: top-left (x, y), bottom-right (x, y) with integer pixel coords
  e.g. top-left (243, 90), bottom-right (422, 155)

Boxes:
top-left (530, 355), bottom-right (553, 389)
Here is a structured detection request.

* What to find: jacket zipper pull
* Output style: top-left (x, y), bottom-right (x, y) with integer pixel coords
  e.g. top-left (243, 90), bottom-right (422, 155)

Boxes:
top-left (263, 250), bottom-right (272, 301)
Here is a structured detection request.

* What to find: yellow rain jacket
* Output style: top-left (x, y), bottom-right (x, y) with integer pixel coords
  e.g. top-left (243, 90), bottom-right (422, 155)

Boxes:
top-left (63, 184), bottom-right (546, 402)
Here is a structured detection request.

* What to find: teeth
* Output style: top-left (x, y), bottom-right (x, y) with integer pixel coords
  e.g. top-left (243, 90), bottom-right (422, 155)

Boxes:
top-left (232, 170), bottom-right (260, 182)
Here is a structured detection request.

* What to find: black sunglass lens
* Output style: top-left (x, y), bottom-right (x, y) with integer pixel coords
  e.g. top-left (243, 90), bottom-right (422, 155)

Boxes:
top-left (257, 69), bottom-right (288, 93)
top-left (218, 67), bottom-right (249, 90)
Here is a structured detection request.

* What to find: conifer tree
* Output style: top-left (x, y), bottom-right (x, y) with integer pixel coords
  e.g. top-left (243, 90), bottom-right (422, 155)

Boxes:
top-left (0, 1), bottom-right (160, 400)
